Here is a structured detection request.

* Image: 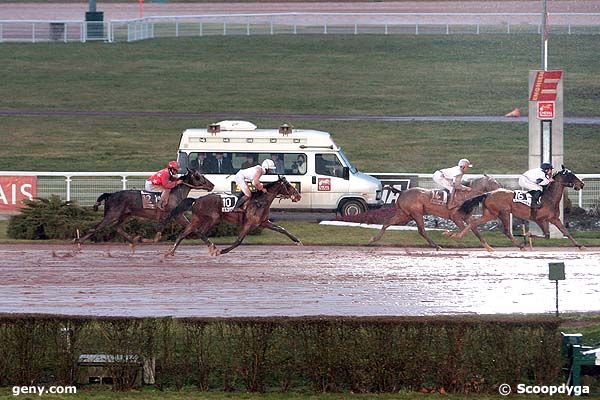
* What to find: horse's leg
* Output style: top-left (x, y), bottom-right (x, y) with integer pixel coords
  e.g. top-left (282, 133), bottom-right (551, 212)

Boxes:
top-left (368, 210), bottom-right (411, 245)
top-left (164, 218), bottom-right (200, 257)
top-left (261, 220), bottom-right (302, 246)
top-left (548, 216), bottom-right (586, 250)
top-left (452, 208), bottom-right (497, 240)
top-left (451, 215), bottom-right (493, 252)
top-left (412, 214), bottom-right (442, 250)
top-left (218, 224), bottom-right (254, 255)
top-left (148, 213), bottom-right (189, 244)
top-left (75, 214), bottom-right (119, 244)
top-left (497, 211), bottom-right (525, 250)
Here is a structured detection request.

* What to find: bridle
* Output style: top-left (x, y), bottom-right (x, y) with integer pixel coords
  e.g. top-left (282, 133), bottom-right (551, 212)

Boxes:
top-left (268, 178), bottom-right (299, 201)
top-left (181, 171), bottom-right (212, 190)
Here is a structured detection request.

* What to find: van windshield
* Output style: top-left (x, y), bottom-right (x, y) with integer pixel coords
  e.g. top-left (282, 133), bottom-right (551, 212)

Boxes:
top-left (338, 150), bottom-right (358, 174)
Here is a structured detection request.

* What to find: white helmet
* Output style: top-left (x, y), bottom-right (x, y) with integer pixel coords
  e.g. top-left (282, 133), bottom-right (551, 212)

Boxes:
top-left (261, 159), bottom-right (276, 171)
top-left (458, 158), bottom-right (473, 168)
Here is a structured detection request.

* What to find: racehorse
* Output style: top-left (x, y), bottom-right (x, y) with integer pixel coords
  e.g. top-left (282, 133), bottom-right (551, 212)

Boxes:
top-left (368, 175), bottom-right (501, 250)
top-left (75, 169), bottom-right (214, 247)
top-left (451, 166), bottom-right (585, 251)
top-left (163, 175), bottom-right (302, 256)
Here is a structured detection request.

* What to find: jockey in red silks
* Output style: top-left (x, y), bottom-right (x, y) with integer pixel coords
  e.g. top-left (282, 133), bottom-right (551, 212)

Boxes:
top-left (233, 158), bottom-right (276, 211)
top-left (145, 160), bottom-right (183, 210)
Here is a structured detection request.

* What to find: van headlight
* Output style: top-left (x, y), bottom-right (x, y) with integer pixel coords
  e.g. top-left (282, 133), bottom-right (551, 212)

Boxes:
top-left (376, 190), bottom-right (382, 200)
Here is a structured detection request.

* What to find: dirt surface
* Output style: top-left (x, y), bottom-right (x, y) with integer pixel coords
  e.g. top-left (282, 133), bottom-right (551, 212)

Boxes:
top-left (1, 243), bottom-right (598, 317)
top-left (2, 1), bottom-right (599, 20)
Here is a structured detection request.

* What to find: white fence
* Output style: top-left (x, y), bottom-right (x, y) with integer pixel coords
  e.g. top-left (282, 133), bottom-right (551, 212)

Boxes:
top-left (1, 171), bottom-right (598, 210)
top-left (1, 13), bottom-right (600, 43)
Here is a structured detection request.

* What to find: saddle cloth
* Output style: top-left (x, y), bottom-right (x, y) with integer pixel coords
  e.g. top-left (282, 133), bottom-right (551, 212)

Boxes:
top-left (430, 189), bottom-right (449, 205)
top-left (512, 190), bottom-right (533, 207)
top-left (140, 191), bottom-right (161, 209)
top-left (219, 193), bottom-right (239, 213)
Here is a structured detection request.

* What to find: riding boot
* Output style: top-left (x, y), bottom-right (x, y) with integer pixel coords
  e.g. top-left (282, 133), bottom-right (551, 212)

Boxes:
top-left (529, 190), bottom-right (542, 209)
top-left (446, 191), bottom-right (458, 209)
top-left (233, 195), bottom-right (250, 211)
top-left (158, 191), bottom-right (170, 211)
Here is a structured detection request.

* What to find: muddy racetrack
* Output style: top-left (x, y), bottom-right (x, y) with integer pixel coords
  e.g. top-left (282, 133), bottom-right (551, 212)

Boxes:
top-left (1, 244), bottom-right (599, 317)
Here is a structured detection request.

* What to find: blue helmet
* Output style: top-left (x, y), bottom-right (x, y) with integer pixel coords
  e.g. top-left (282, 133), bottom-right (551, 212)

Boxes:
top-left (540, 163), bottom-right (553, 171)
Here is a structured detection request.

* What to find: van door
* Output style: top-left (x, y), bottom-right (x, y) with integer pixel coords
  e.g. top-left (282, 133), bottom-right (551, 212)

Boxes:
top-left (311, 153), bottom-right (350, 211)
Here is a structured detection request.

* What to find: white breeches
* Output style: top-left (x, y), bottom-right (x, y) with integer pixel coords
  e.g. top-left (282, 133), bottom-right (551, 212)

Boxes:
top-left (234, 173), bottom-right (252, 197)
top-left (432, 170), bottom-right (454, 192)
top-left (145, 181), bottom-right (164, 193)
top-left (518, 176), bottom-right (543, 191)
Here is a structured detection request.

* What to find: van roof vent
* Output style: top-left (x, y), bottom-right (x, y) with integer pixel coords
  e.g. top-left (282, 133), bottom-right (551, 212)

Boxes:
top-left (279, 123), bottom-right (293, 136)
top-left (214, 120), bottom-right (257, 132)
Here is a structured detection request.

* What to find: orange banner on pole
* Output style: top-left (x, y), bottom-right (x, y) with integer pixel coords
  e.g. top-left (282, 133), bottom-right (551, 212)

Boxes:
top-left (0, 176), bottom-right (37, 211)
top-left (529, 70), bottom-right (562, 102)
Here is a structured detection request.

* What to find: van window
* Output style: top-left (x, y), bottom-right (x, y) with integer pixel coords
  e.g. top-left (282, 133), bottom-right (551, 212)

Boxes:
top-left (316, 153), bottom-right (344, 177)
top-left (186, 152), bottom-right (308, 175)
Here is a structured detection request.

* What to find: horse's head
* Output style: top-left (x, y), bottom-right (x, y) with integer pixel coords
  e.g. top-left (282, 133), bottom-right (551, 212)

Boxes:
top-left (468, 174), bottom-right (501, 192)
top-left (184, 168), bottom-right (215, 191)
top-left (554, 165), bottom-right (584, 191)
top-left (267, 175), bottom-right (301, 202)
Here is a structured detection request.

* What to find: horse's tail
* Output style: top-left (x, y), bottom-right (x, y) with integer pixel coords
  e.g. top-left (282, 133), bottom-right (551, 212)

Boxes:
top-left (163, 197), bottom-right (196, 225)
top-left (459, 194), bottom-right (488, 215)
top-left (93, 193), bottom-right (112, 212)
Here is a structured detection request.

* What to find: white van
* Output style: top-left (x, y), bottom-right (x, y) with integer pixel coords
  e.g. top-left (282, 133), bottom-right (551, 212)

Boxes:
top-left (176, 121), bottom-right (383, 215)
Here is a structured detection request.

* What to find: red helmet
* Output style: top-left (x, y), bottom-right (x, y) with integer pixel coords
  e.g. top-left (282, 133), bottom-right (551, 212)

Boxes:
top-left (168, 160), bottom-right (179, 170)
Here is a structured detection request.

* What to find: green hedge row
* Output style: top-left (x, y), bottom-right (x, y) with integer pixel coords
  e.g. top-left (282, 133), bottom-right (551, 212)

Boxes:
top-left (7, 196), bottom-right (254, 241)
top-left (0, 315), bottom-right (562, 393)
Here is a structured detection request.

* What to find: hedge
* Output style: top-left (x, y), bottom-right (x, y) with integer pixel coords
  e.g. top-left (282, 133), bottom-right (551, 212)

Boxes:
top-left (7, 196), bottom-right (256, 241)
top-left (0, 315), bottom-right (562, 393)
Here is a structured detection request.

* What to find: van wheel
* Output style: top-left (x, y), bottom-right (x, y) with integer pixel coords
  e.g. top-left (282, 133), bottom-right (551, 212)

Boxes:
top-left (340, 199), bottom-right (366, 216)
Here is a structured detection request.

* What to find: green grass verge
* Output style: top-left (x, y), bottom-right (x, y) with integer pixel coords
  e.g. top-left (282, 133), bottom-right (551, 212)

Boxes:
top-left (1, 219), bottom-right (600, 247)
top-left (1, 35), bottom-right (599, 173)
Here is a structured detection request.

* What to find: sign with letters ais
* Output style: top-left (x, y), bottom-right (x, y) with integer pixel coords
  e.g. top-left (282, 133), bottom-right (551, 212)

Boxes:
top-left (0, 176), bottom-right (37, 211)
top-left (537, 101), bottom-right (555, 120)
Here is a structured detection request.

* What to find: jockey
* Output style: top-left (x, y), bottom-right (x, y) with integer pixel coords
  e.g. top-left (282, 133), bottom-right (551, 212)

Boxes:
top-left (432, 158), bottom-right (473, 208)
top-left (233, 159), bottom-right (276, 211)
top-left (145, 160), bottom-right (183, 210)
top-left (518, 162), bottom-right (554, 209)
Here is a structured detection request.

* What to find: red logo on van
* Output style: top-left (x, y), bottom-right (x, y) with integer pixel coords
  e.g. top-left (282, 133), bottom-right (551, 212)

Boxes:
top-left (318, 178), bottom-right (331, 191)
top-left (0, 176), bottom-right (37, 211)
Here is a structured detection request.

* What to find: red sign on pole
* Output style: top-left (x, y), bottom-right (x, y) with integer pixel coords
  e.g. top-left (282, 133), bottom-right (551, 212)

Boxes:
top-left (537, 101), bottom-right (555, 120)
top-left (529, 70), bottom-right (562, 102)
top-left (0, 176), bottom-right (37, 211)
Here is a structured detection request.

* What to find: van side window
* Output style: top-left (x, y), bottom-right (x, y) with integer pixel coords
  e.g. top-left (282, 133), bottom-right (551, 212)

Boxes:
top-left (316, 154), bottom-right (343, 177)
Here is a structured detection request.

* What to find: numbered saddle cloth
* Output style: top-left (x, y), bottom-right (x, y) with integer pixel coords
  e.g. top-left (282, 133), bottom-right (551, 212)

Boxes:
top-left (218, 193), bottom-right (239, 213)
top-left (140, 191), bottom-right (161, 209)
top-left (512, 190), bottom-right (533, 207)
top-left (430, 189), bottom-right (448, 206)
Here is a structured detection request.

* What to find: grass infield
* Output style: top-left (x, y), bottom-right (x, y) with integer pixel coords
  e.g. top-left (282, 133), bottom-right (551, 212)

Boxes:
top-left (1, 35), bottom-right (599, 173)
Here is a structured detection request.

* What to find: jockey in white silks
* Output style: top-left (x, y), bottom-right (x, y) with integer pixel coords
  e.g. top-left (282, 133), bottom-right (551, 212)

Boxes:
top-left (518, 162), bottom-right (554, 209)
top-left (233, 159), bottom-right (277, 210)
top-left (432, 158), bottom-right (473, 208)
